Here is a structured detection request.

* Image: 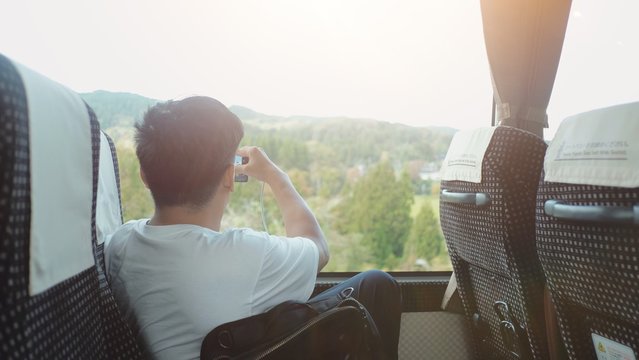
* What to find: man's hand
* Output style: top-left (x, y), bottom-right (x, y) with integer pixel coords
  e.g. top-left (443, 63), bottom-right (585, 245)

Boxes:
top-left (235, 146), bottom-right (329, 271)
top-left (235, 146), bottom-right (283, 184)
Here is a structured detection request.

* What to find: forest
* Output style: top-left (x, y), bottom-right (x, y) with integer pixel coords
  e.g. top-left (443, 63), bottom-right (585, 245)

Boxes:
top-left (83, 91), bottom-right (455, 272)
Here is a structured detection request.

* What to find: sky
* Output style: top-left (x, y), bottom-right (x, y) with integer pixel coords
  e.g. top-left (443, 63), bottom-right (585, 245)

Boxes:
top-left (1, 0), bottom-right (637, 138)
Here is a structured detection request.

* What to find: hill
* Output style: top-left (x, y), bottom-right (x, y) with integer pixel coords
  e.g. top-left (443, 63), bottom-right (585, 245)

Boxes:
top-left (80, 90), bottom-right (456, 168)
top-left (81, 90), bottom-right (159, 129)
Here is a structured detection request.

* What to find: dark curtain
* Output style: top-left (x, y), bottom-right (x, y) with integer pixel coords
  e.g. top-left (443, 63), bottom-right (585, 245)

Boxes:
top-left (481, 0), bottom-right (572, 137)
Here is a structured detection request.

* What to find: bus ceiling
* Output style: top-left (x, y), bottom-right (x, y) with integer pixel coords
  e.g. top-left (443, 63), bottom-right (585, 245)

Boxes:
top-left (481, 0), bottom-right (572, 137)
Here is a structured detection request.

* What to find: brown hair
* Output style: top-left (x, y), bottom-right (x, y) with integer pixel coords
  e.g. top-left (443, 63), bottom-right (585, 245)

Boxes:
top-left (135, 96), bottom-right (244, 208)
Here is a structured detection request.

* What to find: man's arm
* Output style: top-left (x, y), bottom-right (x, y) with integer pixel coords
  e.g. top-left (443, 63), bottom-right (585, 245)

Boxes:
top-left (236, 146), bottom-right (329, 271)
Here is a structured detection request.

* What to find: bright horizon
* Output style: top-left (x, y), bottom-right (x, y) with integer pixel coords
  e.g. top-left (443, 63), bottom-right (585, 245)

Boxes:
top-left (1, 0), bottom-right (637, 137)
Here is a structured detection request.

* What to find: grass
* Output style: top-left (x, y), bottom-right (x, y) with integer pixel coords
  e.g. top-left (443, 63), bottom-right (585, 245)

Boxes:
top-left (411, 194), bottom-right (440, 219)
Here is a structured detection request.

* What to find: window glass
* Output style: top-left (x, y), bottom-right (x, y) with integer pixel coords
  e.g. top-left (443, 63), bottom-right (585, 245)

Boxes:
top-left (546, 0), bottom-right (639, 139)
top-left (1, 2), bottom-right (499, 272)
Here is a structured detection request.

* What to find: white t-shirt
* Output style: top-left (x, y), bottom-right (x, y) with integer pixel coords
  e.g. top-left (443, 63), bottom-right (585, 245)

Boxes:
top-left (105, 220), bottom-right (319, 360)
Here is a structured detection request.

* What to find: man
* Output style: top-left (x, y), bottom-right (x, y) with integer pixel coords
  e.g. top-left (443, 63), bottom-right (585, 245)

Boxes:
top-left (106, 96), bottom-right (401, 360)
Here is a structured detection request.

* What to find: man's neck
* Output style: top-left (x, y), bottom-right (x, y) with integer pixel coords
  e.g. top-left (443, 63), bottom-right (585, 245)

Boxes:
top-left (149, 200), bottom-right (225, 231)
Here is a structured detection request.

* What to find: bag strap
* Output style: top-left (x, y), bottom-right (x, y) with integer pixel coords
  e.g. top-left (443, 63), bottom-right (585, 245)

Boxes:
top-left (250, 305), bottom-right (366, 360)
top-left (311, 294), bottom-right (388, 360)
top-left (338, 297), bottom-right (388, 360)
top-left (338, 298), bottom-right (381, 338)
top-left (200, 301), bottom-right (317, 359)
top-left (202, 294), bottom-right (389, 360)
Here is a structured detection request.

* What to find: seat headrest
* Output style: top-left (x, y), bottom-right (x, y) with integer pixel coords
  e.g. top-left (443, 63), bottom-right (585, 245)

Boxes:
top-left (440, 127), bottom-right (496, 183)
top-left (544, 102), bottom-right (639, 188)
top-left (7, 59), bottom-right (96, 295)
top-left (97, 131), bottom-right (123, 245)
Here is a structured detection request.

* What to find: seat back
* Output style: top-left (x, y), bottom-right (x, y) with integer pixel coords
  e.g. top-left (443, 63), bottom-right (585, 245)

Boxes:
top-left (0, 54), bottom-right (141, 359)
top-left (439, 126), bottom-right (548, 359)
top-left (536, 102), bottom-right (639, 360)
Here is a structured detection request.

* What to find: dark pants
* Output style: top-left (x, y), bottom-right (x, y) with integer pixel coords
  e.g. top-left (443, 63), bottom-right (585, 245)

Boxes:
top-left (308, 270), bottom-right (402, 360)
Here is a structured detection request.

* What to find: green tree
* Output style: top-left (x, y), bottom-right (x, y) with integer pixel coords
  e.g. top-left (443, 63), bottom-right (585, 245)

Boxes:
top-left (408, 202), bottom-right (444, 261)
top-left (335, 161), bottom-right (414, 267)
top-left (288, 169), bottom-right (313, 198)
top-left (115, 142), bottom-right (154, 221)
top-left (240, 133), bottom-right (310, 171)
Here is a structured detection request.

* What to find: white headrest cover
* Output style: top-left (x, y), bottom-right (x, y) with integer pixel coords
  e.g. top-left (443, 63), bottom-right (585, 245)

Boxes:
top-left (545, 102), bottom-right (639, 188)
top-left (14, 61), bottom-right (95, 295)
top-left (440, 127), bottom-right (496, 183)
top-left (96, 132), bottom-right (123, 245)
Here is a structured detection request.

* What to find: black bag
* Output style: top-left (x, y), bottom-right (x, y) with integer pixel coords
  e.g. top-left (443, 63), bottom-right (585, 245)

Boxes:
top-left (200, 296), bottom-right (386, 360)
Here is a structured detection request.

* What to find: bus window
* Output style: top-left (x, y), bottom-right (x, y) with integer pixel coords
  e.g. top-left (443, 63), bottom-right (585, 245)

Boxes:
top-left (0, 2), bottom-right (497, 272)
top-left (547, 0), bottom-right (639, 140)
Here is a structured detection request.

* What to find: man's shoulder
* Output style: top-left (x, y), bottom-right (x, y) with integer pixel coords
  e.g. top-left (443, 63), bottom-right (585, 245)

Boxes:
top-left (227, 227), bottom-right (265, 241)
top-left (220, 228), bottom-right (313, 255)
top-left (106, 219), bottom-right (145, 251)
top-left (235, 229), bottom-right (318, 260)
top-left (222, 227), bottom-right (272, 250)
top-left (113, 219), bottom-right (145, 237)
top-left (120, 219), bottom-right (146, 231)
top-left (105, 219), bottom-right (147, 275)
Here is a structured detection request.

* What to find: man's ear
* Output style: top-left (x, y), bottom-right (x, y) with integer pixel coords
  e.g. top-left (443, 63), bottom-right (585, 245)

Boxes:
top-left (140, 168), bottom-right (149, 189)
top-left (223, 164), bottom-right (235, 192)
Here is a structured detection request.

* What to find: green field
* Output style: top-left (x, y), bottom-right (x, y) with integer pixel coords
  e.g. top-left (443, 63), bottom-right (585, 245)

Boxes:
top-left (411, 195), bottom-right (439, 219)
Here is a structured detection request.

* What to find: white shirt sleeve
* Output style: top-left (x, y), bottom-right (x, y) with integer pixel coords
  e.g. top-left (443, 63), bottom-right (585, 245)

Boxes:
top-left (250, 232), bottom-right (319, 314)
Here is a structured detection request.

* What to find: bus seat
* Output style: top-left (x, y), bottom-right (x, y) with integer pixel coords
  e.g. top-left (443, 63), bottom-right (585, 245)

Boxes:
top-left (439, 126), bottom-right (548, 359)
top-left (97, 131), bottom-right (123, 246)
top-left (536, 102), bottom-right (639, 360)
top-left (96, 130), bottom-right (148, 358)
top-left (0, 53), bottom-right (142, 359)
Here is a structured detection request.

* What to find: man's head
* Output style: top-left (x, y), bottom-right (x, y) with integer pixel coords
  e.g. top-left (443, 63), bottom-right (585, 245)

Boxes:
top-left (135, 96), bottom-right (244, 209)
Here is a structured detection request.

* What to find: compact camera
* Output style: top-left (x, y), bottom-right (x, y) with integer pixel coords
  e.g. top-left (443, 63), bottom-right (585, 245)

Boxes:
top-left (234, 155), bottom-right (249, 182)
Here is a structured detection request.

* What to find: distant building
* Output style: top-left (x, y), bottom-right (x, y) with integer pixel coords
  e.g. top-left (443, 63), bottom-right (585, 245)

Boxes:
top-left (407, 160), bottom-right (425, 181)
top-left (345, 164), bottom-right (366, 183)
top-left (419, 162), bottom-right (441, 181)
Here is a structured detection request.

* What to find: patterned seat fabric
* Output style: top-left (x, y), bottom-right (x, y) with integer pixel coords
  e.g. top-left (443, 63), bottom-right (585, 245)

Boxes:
top-left (536, 179), bottom-right (639, 359)
top-left (440, 126), bottom-right (548, 359)
top-left (0, 54), bottom-right (142, 359)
